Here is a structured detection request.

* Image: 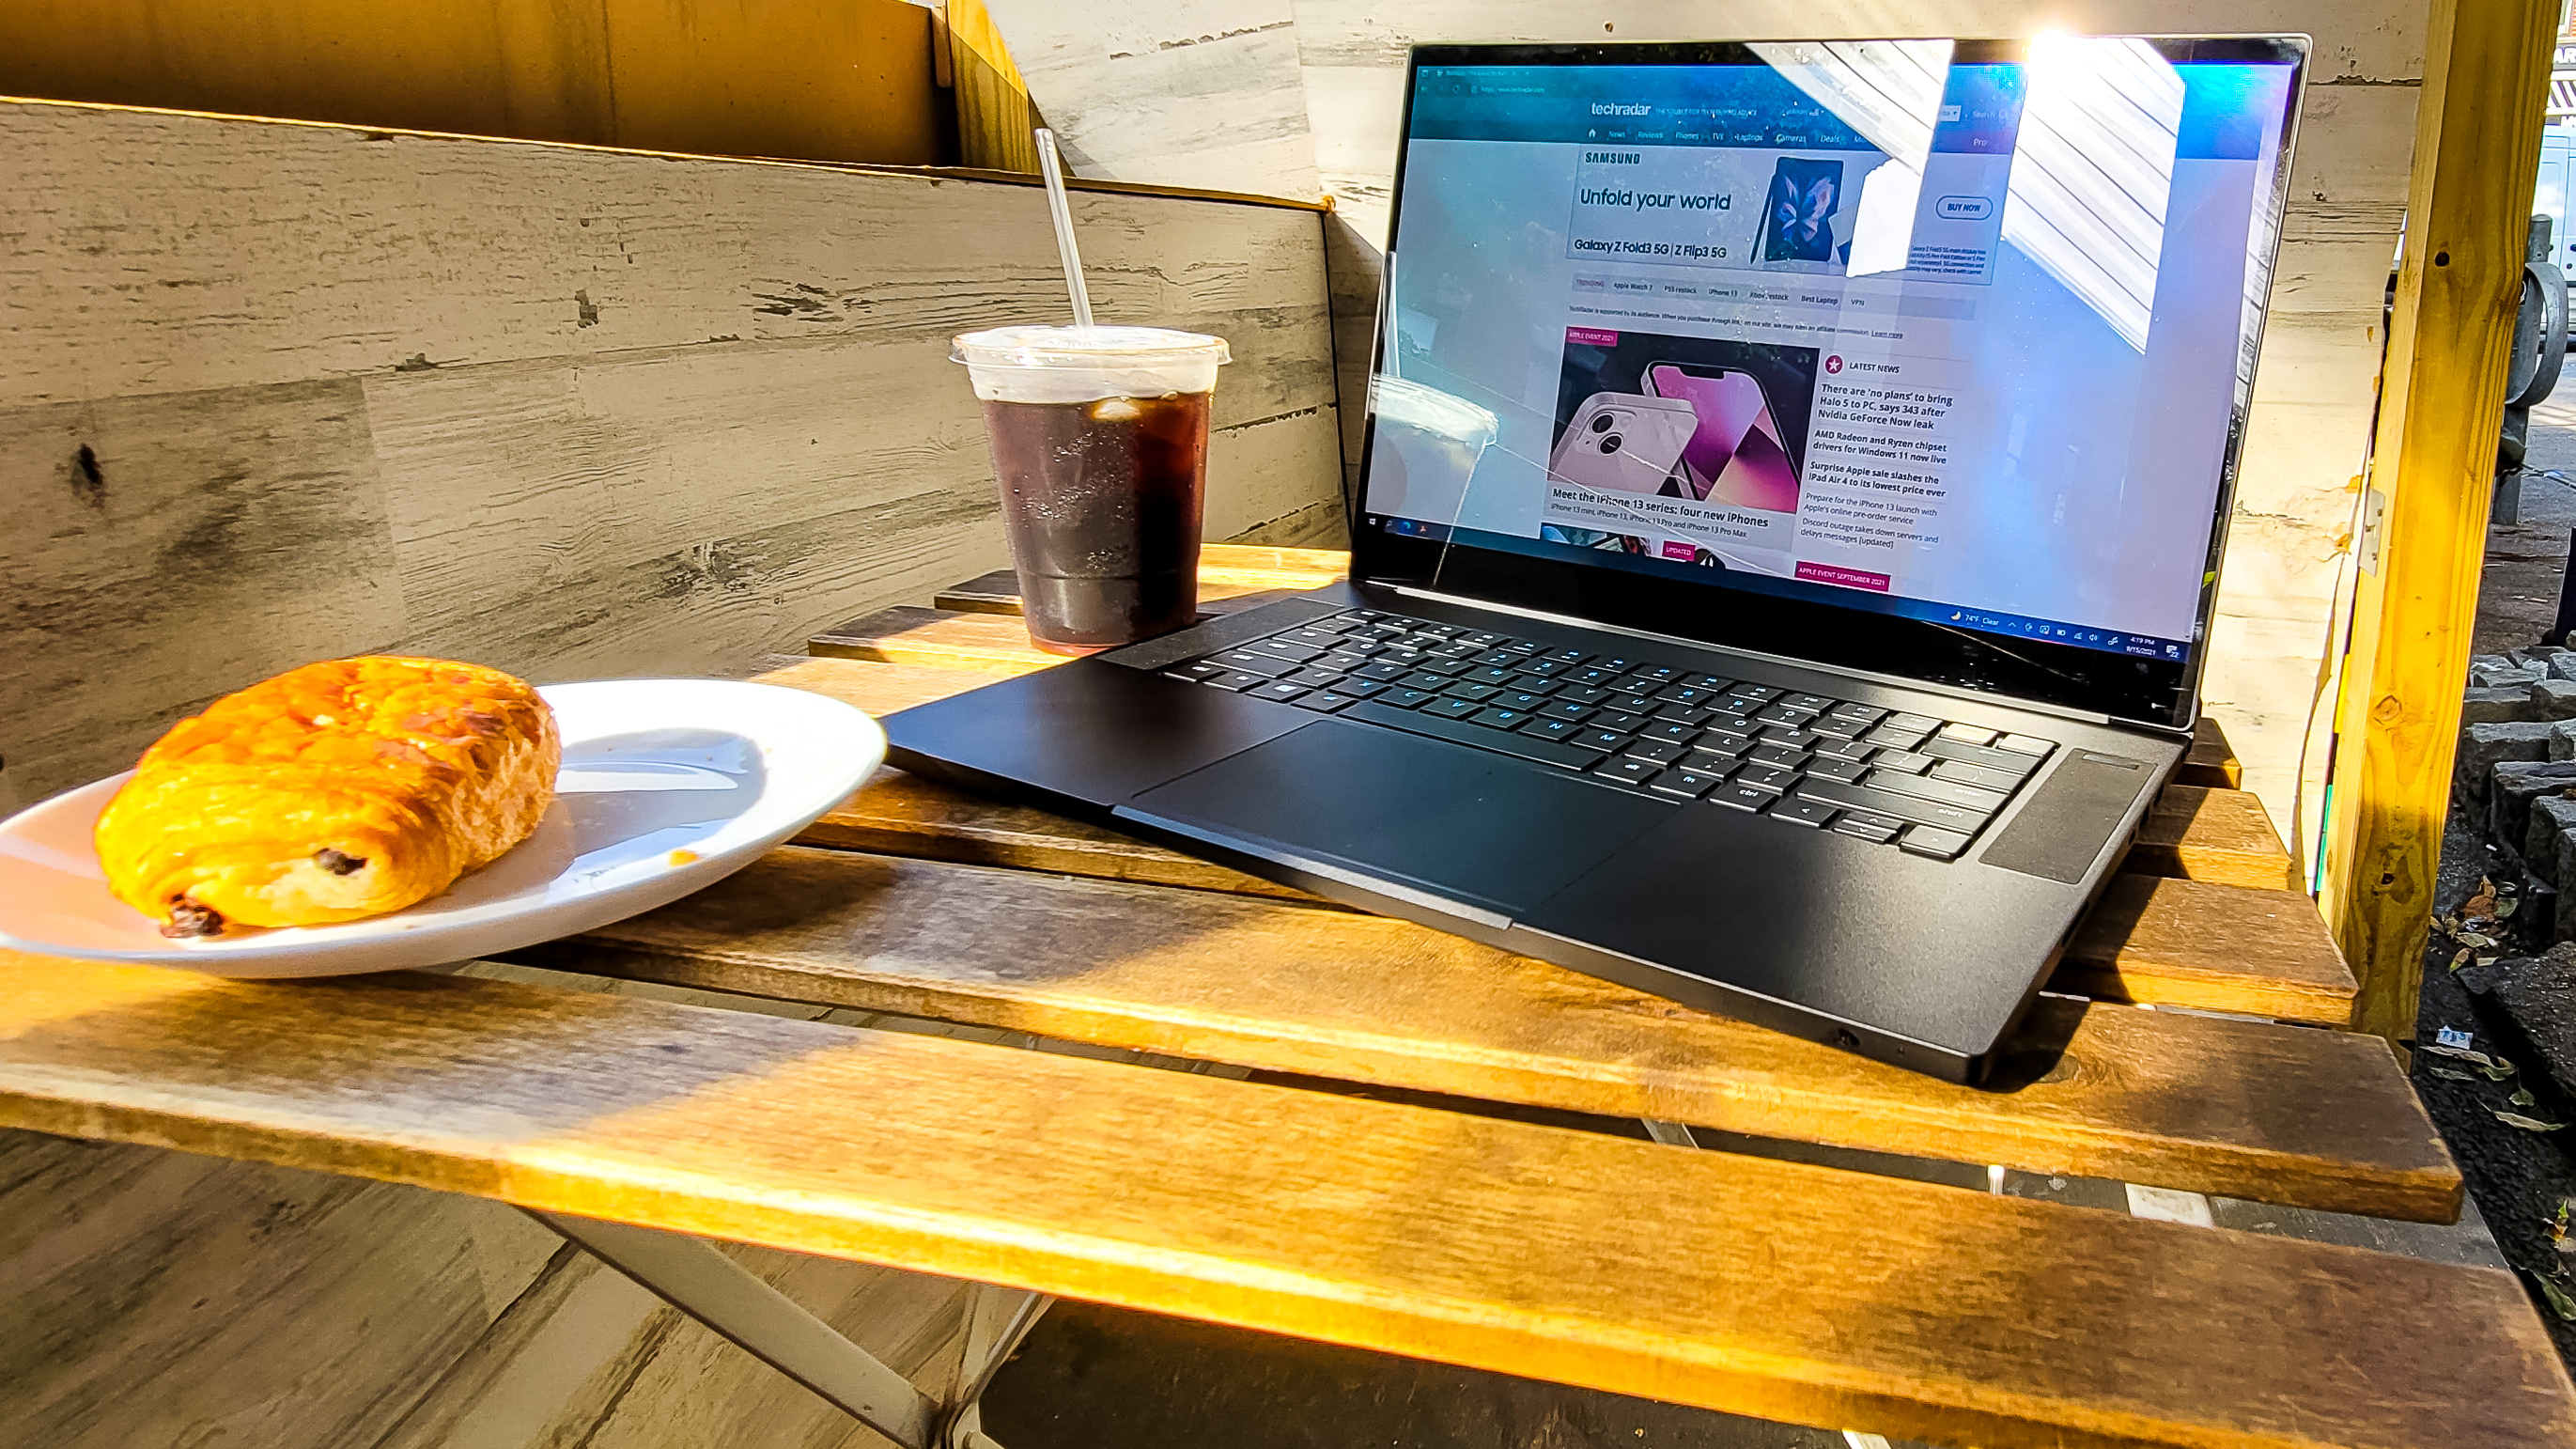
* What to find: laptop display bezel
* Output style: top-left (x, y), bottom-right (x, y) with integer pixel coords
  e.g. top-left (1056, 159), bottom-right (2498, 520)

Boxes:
top-left (1348, 36), bottom-right (2310, 731)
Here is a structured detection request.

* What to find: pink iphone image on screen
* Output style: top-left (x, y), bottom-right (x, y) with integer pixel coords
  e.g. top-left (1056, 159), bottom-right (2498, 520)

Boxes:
top-left (1644, 364), bottom-right (1801, 512)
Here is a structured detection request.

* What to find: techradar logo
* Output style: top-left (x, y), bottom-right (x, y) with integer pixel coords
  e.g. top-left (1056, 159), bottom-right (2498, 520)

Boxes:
top-left (1591, 102), bottom-right (1650, 117)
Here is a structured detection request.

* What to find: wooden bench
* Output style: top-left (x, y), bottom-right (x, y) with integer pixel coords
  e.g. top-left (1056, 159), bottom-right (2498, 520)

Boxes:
top-left (4, 545), bottom-right (2566, 1448)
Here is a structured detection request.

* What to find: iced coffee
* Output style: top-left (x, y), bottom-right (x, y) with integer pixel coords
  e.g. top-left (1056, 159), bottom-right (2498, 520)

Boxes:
top-left (954, 326), bottom-right (1231, 653)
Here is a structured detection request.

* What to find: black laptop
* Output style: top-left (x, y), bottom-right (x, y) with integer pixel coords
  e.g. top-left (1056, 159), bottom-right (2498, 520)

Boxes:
top-left (887, 36), bottom-right (2308, 1083)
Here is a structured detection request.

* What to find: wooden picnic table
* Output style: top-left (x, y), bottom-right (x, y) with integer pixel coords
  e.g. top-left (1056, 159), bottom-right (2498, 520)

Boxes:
top-left (4, 543), bottom-right (2573, 1449)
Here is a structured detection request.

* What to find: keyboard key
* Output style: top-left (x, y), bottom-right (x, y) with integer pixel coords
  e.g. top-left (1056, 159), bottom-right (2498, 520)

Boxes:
top-left (1900, 825), bottom-right (1975, 860)
top-left (1540, 700), bottom-right (1596, 723)
top-left (1919, 737), bottom-right (2045, 775)
top-left (1792, 778), bottom-right (1988, 833)
top-left (1653, 769), bottom-right (1726, 799)
top-left (1708, 783), bottom-right (1778, 812)
top-left (1294, 691), bottom-right (1359, 712)
top-left (1569, 666), bottom-right (1622, 687)
top-left (1247, 639), bottom-right (1325, 664)
top-left (1317, 650), bottom-right (1373, 672)
top-left (1755, 704), bottom-right (1821, 727)
top-left (1424, 696), bottom-right (1483, 719)
top-left (1576, 727), bottom-right (1633, 752)
top-left (1772, 798), bottom-right (1838, 828)
top-left (1783, 693), bottom-right (1835, 713)
top-left (1806, 756), bottom-right (1870, 784)
top-left (1520, 716), bottom-right (1584, 741)
top-left (1826, 702), bottom-right (1886, 726)
top-left (1938, 723), bottom-right (1998, 747)
top-left (1832, 813), bottom-right (1902, 844)
top-left (1419, 658), bottom-right (1474, 677)
top-left (1399, 671), bottom-right (1452, 691)
top-left (1612, 677), bottom-right (1665, 698)
top-left (1643, 720), bottom-right (1703, 744)
top-left (1505, 674), bottom-right (1562, 696)
top-left (1808, 715), bottom-right (1868, 740)
top-left (1381, 687), bottom-right (1438, 709)
top-left (1658, 685), bottom-right (1715, 707)
top-left (1206, 671), bottom-right (1270, 692)
top-left (1503, 640), bottom-right (1544, 655)
top-left (1733, 763), bottom-right (1800, 793)
top-left (1591, 711), bottom-right (1649, 736)
top-left (1544, 647), bottom-right (1592, 664)
top-left (1356, 661), bottom-right (1413, 681)
top-left (1457, 631), bottom-right (1505, 647)
top-left (1653, 705), bottom-right (1712, 726)
top-left (1995, 734), bottom-right (2056, 758)
top-left (1556, 685), bottom-right (1613, 706)
top-left (1430, 640), bottom-right (1482, 659)
top-left (1732, 685), bottom-right (1781, 703)
top-left (1624, 740), bottom-right (1687, 765)
top-left (1930, 758), bottom-right (2025, 794)
top-left (1517, 659), bottom-right (1570, 678)
top-left (1411, 621), bottom-right (1462, 637)
top-left (1634, 664), bottom-right (1681, 683)
top-left (1863, 725), bottom-right (1931, 750)
top-left (1813, 738), bottom-right (1875, 764)
top-left (1760, 725), bottom-right (1820, 750)
top-left (1209, 649), bottom-right (1296, 678)
top-left (1885, 712), bottom-right (1942, 733)
top-left (1688, 737), bottom-right (1749, 763)
top-left (1473, 707), bottom-right (1534, 730)
top-left (1591, 756), bottom-right (1662, 788)
top-left (1747, 742), bottom-right (1810, 770)
top-left (1465, 665), bottom-right (1519, 686)
top-left (1605, 692), bottom-right (1658, 717)
top-left (1341, 679), bottom-right (1389, 698)
top-left (1163, 662), bottom-right (1226, 682)
top-left (1495, 690), bottom-right (1553, 712)
top-left (1250, 680), bottom-right (1309, 703)
top-left (1441, 682), bottom-right (1502, 703)
top-left (1870, 748), bottom-right (1935, 775)
top-left (1710, 695), bottom-right (1761, 718)
top-left (1283, 667), bottom-right (1349, 689)
top-left (1682, 673), bottom-right (1733, 691)
top-left (1700, 716), bottom-right (1758, 741)
top-left (1598, 657), bottom-right (1641, 672)
top-left (1862, 768), bottom-right (2009, 814)
top-left (1281, 627), bottom-right (1347, 649)
top-left (1472, 648), bottom-right (1521, 667)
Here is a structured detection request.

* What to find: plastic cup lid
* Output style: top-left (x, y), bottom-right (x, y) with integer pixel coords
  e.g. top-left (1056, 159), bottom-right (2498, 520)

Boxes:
top-left (952, 324), bottom-right (1231, 369)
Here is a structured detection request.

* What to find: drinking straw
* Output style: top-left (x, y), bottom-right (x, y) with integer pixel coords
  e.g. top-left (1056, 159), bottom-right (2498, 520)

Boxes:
top-left (1033, 128), bottom-right (1096, 329)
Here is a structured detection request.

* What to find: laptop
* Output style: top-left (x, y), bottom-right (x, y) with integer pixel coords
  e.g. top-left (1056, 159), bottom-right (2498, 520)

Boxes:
top-left (886, 36), bottom-right (2309, 1083)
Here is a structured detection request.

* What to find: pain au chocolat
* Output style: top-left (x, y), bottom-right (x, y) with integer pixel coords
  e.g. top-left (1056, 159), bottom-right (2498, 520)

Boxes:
top-left (94, 657), bottom-right (561, 938)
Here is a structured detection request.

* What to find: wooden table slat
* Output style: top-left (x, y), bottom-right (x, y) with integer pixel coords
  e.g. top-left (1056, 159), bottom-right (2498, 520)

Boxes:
top-left (527, 845), bottom-right (2445, 1220)
top-left (0, 954), bottom-right (2555, 1449)
top-left (2130, 783), bottom-right (2297, 890)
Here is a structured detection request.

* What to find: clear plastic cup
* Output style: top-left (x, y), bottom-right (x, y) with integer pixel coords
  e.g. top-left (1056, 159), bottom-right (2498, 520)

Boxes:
top-left (953, 325), bottom-right (1233, 654)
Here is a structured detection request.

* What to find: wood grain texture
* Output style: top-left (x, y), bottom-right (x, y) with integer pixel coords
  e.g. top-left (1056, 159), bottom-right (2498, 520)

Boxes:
top-left (2321, 0), bottom-right (2560, 1040)
top-left (2182, 716), bottom-right (2245, 789)
top-left (2131, 784), bottom-right (2297, 890)
top-left (0, 98), bottom-right (1345, 811)
top-left (0, 954), bottom-right (2555, 1449)
top-left (2065, 876), bottom-right (2355, 1025)
top-left (518, 845), bottom-right (2452, 1220)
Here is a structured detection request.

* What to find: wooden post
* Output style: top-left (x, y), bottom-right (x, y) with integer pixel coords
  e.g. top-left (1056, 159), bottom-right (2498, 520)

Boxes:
top-left (942, 0), bottom-right (1044, 173)
top-left (2321, 0), bottom-right (2560, 1040)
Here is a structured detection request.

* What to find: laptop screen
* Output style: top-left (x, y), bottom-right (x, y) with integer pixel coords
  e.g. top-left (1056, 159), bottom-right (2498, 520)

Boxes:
top-left (1355, 39), bottom-right (2306, 728)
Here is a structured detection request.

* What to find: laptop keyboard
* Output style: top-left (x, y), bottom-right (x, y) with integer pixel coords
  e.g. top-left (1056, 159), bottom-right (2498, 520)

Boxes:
top-left (1155, 608), bottom-right (2056, 862)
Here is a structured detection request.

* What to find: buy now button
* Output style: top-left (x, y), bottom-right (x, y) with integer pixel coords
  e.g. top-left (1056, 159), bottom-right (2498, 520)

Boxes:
top-left (1936, 195), bottom-right (1994, 220)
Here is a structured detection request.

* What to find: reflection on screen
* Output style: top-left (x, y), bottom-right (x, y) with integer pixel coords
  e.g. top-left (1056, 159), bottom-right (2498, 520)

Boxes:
top-left (1363, 39), bottom-right (2297, 662)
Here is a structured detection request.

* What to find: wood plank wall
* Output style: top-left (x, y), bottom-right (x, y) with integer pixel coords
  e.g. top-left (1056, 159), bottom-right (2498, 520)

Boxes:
top-left (983, 0), bottom-right (2426, 865)
top-left (0, 98), bottom-right (1346, 818)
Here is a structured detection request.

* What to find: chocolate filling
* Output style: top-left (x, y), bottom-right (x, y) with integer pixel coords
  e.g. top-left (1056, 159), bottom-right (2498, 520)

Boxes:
top-left (316, 848), bottom-right (367, 876)
top-left (161, 898), bottom-right (225, 939)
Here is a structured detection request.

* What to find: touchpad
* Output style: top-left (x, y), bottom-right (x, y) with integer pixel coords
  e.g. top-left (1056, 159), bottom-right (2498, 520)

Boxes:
top-left (1124, 719), bottom-right (1671, 916)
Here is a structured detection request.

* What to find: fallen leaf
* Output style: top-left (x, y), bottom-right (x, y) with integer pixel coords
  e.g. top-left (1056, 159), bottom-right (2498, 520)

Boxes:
top-left (2429, 1066), bottom-right (2478, 1081)
top-left (2536, 1273), bottom-right (2576, 1322)
top-left (2456, 931), bottom-right (2499, 951)
top-left (2515, 1086), bottom-right (2539, 1107)
top-left (2478, 956), bottom-right (2501, 968)
top-left (2492, 1110), bottom-right (2568, 1131)
top-left (2498, 896), bottom-right (2523, 920)
top-left (2464, 880), bottom-right (2499, 921)
top-left (2423, 1042), bottom-right (2500, 1067)
top-left (2450, 948), bottom-right (2474, 972)
top-left (2481, 1062), bottom-right (2521, 1081)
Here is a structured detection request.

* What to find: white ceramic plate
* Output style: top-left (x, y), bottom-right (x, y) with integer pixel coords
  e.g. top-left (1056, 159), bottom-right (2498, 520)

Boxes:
top-left (0, 678), bottom-right (885, 977)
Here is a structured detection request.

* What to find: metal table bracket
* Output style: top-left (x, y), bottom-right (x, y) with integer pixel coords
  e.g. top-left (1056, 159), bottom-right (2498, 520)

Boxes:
top-left (528, 1209), bottom-right (1049, 1449)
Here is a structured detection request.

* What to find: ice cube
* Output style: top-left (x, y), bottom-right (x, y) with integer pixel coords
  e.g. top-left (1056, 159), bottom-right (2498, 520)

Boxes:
top-left (1086, 397), bottom-right (1142, 423)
